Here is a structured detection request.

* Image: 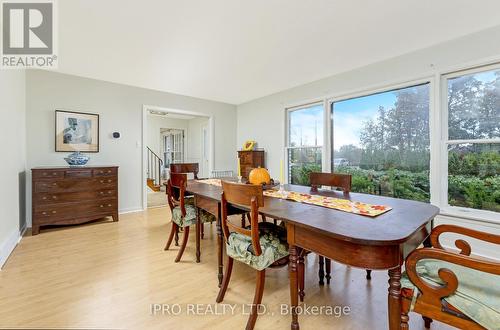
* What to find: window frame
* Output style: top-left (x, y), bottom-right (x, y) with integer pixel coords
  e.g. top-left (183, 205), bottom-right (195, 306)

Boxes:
top-left (440, 63), bottom-right (500, 223)
top-left (326, 79), bottom-right (435, 202)
top-left (285, 101), bottom-right (327, 183)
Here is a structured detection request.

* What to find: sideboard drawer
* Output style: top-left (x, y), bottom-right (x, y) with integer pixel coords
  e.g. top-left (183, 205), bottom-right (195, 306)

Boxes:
top-left (65, 169), bottom-right (92, 178)
top-left (96, 177), bottom-right (117, 187)
top-left (34, 199), bottom-right (117, 223)
top-left (35, 179), bottom-right (96, 193)
top-left (93, 168), bottom-right (117, 176)
top-left (33, 170), bottom-right (64, 179)
top-left (35, 189), bottom-right (117, 205)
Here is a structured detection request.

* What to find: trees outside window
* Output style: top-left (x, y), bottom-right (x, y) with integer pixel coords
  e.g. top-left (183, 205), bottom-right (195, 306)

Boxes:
top-left (286, 104), bottom-right (323, 185)
top-left (446, 68), bottom-right (500, 213)
top-left (331, 83), bottom-right (430, 202)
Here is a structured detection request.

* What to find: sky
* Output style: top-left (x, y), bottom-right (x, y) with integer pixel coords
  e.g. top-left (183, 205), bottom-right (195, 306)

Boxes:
top-left (289, 104), bottom-right (324, 146)
top-left (333, 92), bottom-right (395, 149)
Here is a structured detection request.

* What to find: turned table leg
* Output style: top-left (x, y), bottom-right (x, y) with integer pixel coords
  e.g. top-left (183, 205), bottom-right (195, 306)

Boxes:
top-left (216, 203), bottom-right (223, 287)
top-left (388, 266), bottom-right (402, 330)
top-left (298, 253), bottom-right (305, 302)
top-left (196, 209), bottom-right (201, 263)
top-left (289, 245), bottom-right (300, 330)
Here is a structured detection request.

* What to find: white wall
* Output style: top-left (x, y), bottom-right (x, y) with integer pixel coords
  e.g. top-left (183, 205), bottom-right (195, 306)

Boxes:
top-left (0, 71), bottom-right (26, 269)
top-left (237, 25), bottom-right (500, 259)
top-left (186, 117), bottom-right (210, 176)
top-left (26, 70), bottom-right (237, 224)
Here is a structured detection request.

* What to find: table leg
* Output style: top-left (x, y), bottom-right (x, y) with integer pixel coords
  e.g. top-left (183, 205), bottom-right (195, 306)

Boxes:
top-left (298, 253), bottom-right (305, 302)
top-left (196, 208), bottom-right (201, 263)
top-left (217, 203), bottom-right (223, 287)
top-left (289, 245), bottom-right (300, 330)
top-left (388, 266), bottom-right (402, 330)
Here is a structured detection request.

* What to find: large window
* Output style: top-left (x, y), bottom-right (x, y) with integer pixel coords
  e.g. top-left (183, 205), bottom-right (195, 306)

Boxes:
top-left (284, 63), bottom-right (500, 221)
top-left (445, 66), bottom-right (500, 213)
top-left (331, 83), bottom-right (431, 202)
top-left (286, 103), bottom-right (324, 185)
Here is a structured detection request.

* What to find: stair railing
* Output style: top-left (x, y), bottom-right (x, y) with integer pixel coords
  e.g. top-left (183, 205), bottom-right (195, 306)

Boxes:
top-left (147, 147), bottom-right (163, 187)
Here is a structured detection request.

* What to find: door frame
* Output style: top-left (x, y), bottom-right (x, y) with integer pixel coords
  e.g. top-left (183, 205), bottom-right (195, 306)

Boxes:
top-left (200, 122), bottom-right (209, 178)
top-left (142, 105), bottom-right (214, 210)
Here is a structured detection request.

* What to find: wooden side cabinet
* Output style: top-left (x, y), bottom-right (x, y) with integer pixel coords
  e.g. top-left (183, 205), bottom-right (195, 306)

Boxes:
top-left (238, 150), bottom-right (265, 179)
top-left (31, 166), bottom-right (119, 235)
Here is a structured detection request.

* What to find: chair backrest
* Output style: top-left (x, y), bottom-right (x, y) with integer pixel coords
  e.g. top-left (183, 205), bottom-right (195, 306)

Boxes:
top-left (166, 173), bottom-right (187, 216)
top-left (170, 163), bottom-right (199, 179)
top-left (309, 172), bottom-right (352, 194)
top-left (221, 181), bottom-right (264, 256)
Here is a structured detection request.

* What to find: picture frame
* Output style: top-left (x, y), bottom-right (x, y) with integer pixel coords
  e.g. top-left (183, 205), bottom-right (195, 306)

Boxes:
top-left (55, 110), bottom-right (99, 152)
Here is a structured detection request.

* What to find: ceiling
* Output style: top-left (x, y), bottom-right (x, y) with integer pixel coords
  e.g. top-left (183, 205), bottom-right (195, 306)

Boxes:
top-left (57, 0), bottom-right (500, 104)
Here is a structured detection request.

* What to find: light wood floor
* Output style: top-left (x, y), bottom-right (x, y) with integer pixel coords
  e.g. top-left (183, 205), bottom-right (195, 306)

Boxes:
top-left (0, 207), bottom-right (453, 330)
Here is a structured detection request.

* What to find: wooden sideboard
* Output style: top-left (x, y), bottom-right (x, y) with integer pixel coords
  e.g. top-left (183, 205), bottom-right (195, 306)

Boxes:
top-left (237, 150), bottom-right (265, 179)
top-left (31, 166), bottom-right (119, 235)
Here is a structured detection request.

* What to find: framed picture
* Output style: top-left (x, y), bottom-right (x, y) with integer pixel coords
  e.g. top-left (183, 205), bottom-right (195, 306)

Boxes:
top-left (55, 110), bottom-right (99, 152)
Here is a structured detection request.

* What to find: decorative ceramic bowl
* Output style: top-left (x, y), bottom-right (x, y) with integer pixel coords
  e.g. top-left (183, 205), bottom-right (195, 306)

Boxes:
top-left (64, 151), bottom-right (89, 166)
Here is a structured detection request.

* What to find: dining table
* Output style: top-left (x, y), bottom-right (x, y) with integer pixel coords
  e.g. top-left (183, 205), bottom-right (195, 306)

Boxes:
top-left (185, 179), bottom-right (439, 330)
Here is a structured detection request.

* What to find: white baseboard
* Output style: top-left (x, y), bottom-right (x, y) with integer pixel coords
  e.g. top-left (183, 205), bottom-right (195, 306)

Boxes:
top-left (119, 207), bottom-right (144, 214)
top-left (0, 228), bottom-right (21, 270)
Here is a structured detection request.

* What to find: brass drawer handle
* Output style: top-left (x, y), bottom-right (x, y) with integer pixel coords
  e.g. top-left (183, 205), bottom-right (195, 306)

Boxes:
top-left (52, 196), bottom-right (57, 199)
top-left (42, 196), bottom-right (47, 200)
top-left (108, 204), bottom-right (112, 207)
top-left (52, 210), bottom-right (57, 214)
top-left (42, 211), bottom-right (47, 215)
top-left (53, 173), bottom-right (57, 176)
top-left (52, 183), bottom-right (57, 186)
top-left (100, 204), bottom-right (104, 208)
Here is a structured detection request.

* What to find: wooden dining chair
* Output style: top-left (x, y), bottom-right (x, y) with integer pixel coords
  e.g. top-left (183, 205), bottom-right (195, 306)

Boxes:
top-left (400, 224), bottom-right (500, 330)
top-left (164, 173), bottom-right (214, 262)
top-left (170, 163), bottom-right (200, 179)
top-left (169, 162), bottom-right (215, 239)
top-left (309, 172), bottom-right (354, 285)
top-left (216, 181), bottom-right (294, 330)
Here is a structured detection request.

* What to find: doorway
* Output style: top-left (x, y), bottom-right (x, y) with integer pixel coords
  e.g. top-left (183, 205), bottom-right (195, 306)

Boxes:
top-left (142, 105), bottom-right (214, 210)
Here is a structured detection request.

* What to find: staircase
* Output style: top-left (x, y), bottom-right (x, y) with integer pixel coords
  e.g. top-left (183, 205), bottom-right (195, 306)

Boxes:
top-left (147, 147), bottom-right (163, 192)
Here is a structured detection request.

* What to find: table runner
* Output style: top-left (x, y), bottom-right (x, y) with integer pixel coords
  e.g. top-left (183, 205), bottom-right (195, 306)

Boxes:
top-left (196, 179), bottom-right (391, 217)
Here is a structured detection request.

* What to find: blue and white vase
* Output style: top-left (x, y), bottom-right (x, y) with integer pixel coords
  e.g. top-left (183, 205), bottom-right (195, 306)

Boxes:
top-left (64, 151), bottom-right (90, 166)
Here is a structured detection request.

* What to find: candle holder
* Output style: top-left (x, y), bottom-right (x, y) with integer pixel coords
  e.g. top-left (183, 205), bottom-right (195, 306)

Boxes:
top-left (278, 183), bottom-right (288, 198)
top-left (237, 176), bottom-right (242, 183)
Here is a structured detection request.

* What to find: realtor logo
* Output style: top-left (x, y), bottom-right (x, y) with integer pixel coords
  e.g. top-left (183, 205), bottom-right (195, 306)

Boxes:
top-left (1, 0), bottom-right (57, 68)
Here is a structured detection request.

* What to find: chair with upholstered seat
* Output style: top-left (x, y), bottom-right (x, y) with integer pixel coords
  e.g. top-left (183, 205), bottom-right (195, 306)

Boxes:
top-left (400, 224), bottom-right (500, 329)
top-left (169, 162), bottom-right (218, 241)
top-left (216, 181), bottom-right (294, 330)
top-left (164, 173), bottom-right (214, 262)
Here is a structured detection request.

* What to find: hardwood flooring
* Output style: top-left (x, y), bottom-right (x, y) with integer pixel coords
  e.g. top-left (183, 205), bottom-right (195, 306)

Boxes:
top-left (0, 207), bottom-right (453, 330)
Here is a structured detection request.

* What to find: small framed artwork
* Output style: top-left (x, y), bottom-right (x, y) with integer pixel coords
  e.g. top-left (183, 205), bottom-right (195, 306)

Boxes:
top-left (55, 110), bottom-right (99, 152)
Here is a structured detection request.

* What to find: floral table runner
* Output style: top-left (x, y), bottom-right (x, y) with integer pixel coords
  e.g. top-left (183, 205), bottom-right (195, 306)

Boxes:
top-left (196, 179), bottom-right (391, 217)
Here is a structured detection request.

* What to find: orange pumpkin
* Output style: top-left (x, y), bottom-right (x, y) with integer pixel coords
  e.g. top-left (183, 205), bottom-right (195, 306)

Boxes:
top-left (248, 167), bottom-right (271, 185)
